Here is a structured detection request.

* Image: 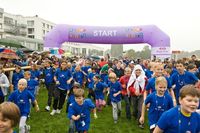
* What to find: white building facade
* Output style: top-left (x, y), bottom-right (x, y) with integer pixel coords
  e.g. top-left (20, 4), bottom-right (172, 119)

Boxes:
top-left (0, 8), bottom-right (55, 51)
top-left (62, 42), bottom-right (105, 56)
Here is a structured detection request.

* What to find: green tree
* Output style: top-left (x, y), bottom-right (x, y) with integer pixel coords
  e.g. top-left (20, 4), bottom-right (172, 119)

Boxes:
top-left (125, 49), bottom-right (135, 59)
top-left (140, 45), bottom-right (151, 59)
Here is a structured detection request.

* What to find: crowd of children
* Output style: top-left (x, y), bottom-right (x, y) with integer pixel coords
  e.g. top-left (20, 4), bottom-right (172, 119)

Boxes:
top-left (0, 54), bottom-right (200, 133)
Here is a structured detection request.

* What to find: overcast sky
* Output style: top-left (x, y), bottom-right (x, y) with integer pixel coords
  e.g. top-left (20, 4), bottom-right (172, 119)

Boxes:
top-left (1, 0), bottom-right (200, 51)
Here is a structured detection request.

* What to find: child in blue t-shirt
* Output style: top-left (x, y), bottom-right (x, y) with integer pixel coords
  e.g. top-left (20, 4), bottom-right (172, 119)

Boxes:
top-left (67, 82), bottom-right (82, 133)
top-left (66, 82), bottom-right (81, 113)
top-left (73, 65), bottom-right (85, 87)
top-left (154, 85), bottom-right (200, 133)
top-left (93, 75), bottom-right (108, 112)
top-left (24, 71), bottom-right (39, 97)
top-left (87, 66), bottom-right (97, 100)
top-left (108, 72), bottom-right (122, 124)
top-left (12, 65), bottom-right (24, 91)
top-left (43, 60), bottom-right (55, 111)
top-left (8, 78), bottom-right (39, 133)
top-left (139, 76), bottom-right (174, 133)
top-left (68, 89), bottom-right (97, 133)
top-left (0, 102), bottom-right (20, 133)
top-left (171, 59), bottom-right (199, 104)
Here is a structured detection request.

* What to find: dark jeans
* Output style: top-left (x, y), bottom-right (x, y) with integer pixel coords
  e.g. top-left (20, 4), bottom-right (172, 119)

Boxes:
top-left (45, 83), bottom-right (55, 106)
top-left (53, 88), bottom-right (67, 110)
top-left (68, 119), bottom-right (75, 133)
top-left (87, 89), bottom-right (95, 101)
top-left (0, 96), bottom-right (4, 104)
top-left (132, 95), bottom-right (143, 120)
top-left (123, 95), bottom-right (131, 119)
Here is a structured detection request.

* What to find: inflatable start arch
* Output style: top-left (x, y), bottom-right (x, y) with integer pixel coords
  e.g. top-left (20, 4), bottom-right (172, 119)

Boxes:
top-left (44, 25), bottom-right (171, 59)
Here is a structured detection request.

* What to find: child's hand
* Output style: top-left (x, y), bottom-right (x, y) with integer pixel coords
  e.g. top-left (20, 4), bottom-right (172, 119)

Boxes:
top-left (135, 91), bottom-right (140, 96)
top-left (113, 93), bottom-right (118, 97)
top-left (67, 80), bottom-right (71, 84)
top-left (121, 84), bottom-right (126, 89)
top-left (65, 95), bottom-right (68, 101)
top-left (56, 81), bottom-right (60, 85)
top-left (75, 115), bottom-right (80, 120)
top-left (139, 116), bottom-right (144, 124)
top-left (173, 99), bottom-right (177, 107)
top-left (35, 105), bottom-right (40, 112)
top-left (94, 113), bottom-right (98, 119)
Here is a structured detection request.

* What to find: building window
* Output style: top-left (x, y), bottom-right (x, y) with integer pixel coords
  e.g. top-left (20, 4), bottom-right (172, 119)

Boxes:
top-left (27, 20), bottom-right (34, 26)
top-left (28, 28), bottom-right (34, 34)
top-left (82, 48), bottom-right (86, 55)
top-left (0, 34), bottom-right (2, 39)
top-left (43, 30), bottom-right (45, 34)
top-left (51, 26), bottom-right (53, 29)
top-left (0, 13), bottom-right (3, 18)
top-left (43, 23), bottom-right (45, 28)
top-left (0, 23), bottom-right (2, 29)
top-left (28, 35), bottom-right (35, 38)
top-left (47, 24), bottom-right (49, 29)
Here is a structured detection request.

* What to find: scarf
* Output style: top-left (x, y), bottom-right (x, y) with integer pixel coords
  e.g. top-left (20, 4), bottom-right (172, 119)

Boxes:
top-left (127, 64), bottom-right (146, 95)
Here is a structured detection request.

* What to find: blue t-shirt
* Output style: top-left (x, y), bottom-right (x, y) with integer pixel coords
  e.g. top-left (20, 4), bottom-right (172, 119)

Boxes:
top-left (30, 69), bottom-right (41, 80)
top-left (146, 76), bottom-right (172, 93)
top-left (73, 71), bottom-right (84, 86)
top-left (81, 66), bottom-right (91, 75)
top-left (44, 67), bottom-right (55, 84)
top-left (93, 81), bottom-right (108, 100)
top-left (171, 71), bottom-right (198, 102)
top-left (54, 68), bottom-right (72, 90)
top-left (12, 71), bottom-right (24, 90)
top-left (8, 89), bottom-right (35, 116)
top-left (100, 73), bottom-right (108, 83)
top-left (87, 72), bottom-right (96, 89)
top-left (68, 99), bottom-right (95, 131)
top-left (27, 79), bottom-right (39, 96)
top-left (145, 92), bottom-right (174, 127)
top-left (144, 69), bottom-right (153, 79)
top-left (68, 94), bottom-right (75, 104)
top-left (109, 81), bottom-right (122, 103)
top-left (157, 106), bottom-right (200, 133)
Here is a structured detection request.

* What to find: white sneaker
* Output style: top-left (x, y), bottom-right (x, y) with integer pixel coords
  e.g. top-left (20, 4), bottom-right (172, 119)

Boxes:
top-left (45, 106), bottom-right (50, 111)
top-left (56, 109), bottom-right (61, 114)
top-left (50, 109), bottom-right (56, 115)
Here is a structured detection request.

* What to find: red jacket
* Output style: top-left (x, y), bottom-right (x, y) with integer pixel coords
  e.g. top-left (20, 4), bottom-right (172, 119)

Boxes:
top-left (119, 75), bottom-right (130, 96)
top-left (128, 77), bottom-right (148, 96)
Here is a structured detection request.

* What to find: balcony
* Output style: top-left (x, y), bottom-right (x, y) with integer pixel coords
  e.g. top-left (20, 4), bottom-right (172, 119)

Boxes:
top-left (17, 24), bottom-right (27, 28)
top-left (4, 28), bottom-right (14, 34)
top-left (4, 21), bottom-right (14, 26)
top-left (19, 30), bottom-right (27, 36)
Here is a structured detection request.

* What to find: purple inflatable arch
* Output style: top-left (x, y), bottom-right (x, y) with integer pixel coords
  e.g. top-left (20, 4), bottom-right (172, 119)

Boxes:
top-left (44, 25), bottom-right (171, 58)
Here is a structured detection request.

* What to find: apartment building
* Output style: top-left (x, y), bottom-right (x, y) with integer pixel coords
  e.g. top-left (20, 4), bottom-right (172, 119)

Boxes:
top-left (0, 8), bottom-right (55, 51)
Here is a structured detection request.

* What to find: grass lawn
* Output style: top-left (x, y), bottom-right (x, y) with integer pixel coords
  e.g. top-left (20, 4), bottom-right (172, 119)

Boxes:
top-left (27, 86), bottom-right (149, 133)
